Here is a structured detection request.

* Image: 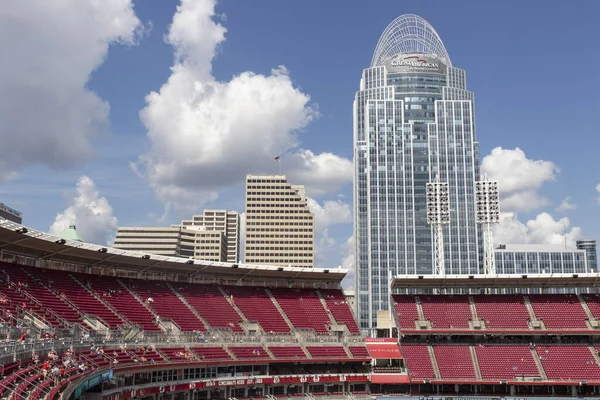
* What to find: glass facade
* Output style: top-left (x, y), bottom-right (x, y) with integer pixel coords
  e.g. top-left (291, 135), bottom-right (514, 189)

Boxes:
top-left (353, 15), bottom-right (482, 330)
top-left (494, 249), bottom-right (588, 274)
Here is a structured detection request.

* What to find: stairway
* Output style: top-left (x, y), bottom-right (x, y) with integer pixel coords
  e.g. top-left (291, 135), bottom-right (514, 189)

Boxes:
top-left (166, 282), bottom-right (210, 331)
top-left (217, 286), bottom-right (250, 323)
top-left (265, 288), bottom-right (296, 331)
top-left (523, 296), bottom-right (545, 329)
top-left (116, 279), bottom-right (164, 332)
top-left (427, 346), bottom-right (441, 379)
top-left (298, 342), bottom-right (312, 358)
top-left (70, 274), bottom-right (131, 326)
top-left (224, 345), bottom-right (237, 360)
top-left (469, 346), bottom-right (482, 380)
top-left (531, 348), bottom-right (548, 380)
top-left (415, 296), bottom-right (426, 320)
top-left (316, 290), bottom-right (339, 327)
top-left (578, 294), bottom-right (597, 322)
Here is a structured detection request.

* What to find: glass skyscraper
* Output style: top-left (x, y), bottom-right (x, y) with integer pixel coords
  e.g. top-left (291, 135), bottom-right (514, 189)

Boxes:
top-left (353, 15), bottom-right (482, 330)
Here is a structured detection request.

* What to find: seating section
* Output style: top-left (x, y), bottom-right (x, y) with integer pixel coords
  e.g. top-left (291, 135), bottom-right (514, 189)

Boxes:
top-left (581, 294), bottom-right (600, 321)
top-left (268, 346), bottom-right (307, 359)
top-left (159, 347), bottom-right (196, 361)
top-left (229, 346), bottom-right (270, 359)
top-left (175, 283), bottom-right (243, 332)
top-left (434, 345), bottom-right (476, 379)
top-left (8, 265), bottom-right (81, 324)
top-left (475, 345), bottom-right (540, 379)
top-left (536, 346), bottom-right (600, 380)
top-left (80, 274), bottom-right (161, 332)
top-left (270, 288), bottom-right (330, 334)
top-left (307, 346), bottom-right (348, 358)
top-left (191, 347), bottom-right (232, 360)
top-left (420, 295), bottom-right (472, 329)
top-left (122, 279), bottom-right (207, 332)
top-left (392, 295), bottom-right (420, 330)
top-left (51, 272), bottom-right (125, 328)
top-left (400, 345), bottom-right (435, 379)
top-left (320, 289), bottom-right (360, 334)
top-left (528, 294), bottom-right (588, 329)
top-left (223, 286), bottom-right (290, 333)
top-left (473, 295), bottom-right (530, 330)
top-left (349, 346), bottom-right (370, 358)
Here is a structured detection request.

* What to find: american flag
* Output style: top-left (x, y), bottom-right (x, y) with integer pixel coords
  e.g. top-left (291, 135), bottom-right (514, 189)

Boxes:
top-left (273, 155), bottom-right (280, 162)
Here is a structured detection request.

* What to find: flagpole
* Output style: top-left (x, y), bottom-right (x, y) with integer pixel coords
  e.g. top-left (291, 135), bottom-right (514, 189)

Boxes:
top-left (279, 158), bottom-right (282, 175)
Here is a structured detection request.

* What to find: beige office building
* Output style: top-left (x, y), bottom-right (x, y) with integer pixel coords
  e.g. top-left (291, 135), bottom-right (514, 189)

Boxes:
top-left (244, 174), bottom-right (315, 268)
top-left (114, 210), bottom-right (240, 263)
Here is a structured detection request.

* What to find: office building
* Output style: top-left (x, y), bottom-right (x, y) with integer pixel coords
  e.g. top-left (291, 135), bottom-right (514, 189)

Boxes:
top-left (0, 202), bottom-right (22, 224)
top-left (576, 240), bottom-right (598, 272)
top-left (244, 174), bottom-right (315, 268)
top-left (176, 210), bottom-right (240, 263)
top-left (114, 210), bottom-right (240, 263)
top-left (494, 244), bottom-right (589, 274)
top-left (353, 14), bottom-right (482, 329)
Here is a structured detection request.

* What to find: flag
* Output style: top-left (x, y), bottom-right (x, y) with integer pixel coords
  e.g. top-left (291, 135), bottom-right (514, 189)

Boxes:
top-left (273, 155), bottom-right (280, 162)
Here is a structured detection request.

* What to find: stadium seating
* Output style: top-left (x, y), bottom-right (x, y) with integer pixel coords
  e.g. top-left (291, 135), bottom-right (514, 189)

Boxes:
top-left (175, 283), bottom-right (243, 332)
top-left (229, 346), bottom-right (270, 359)
top-left (528, 294), bottom-right (588, 329)
top-left (50, 272), bottom-right (125, 328)
top-left (472, 295), bottom-right (531, 329)
top-left (222, 286), bottom-right (290, 333)
top-left (79, 274), bottom-right (161, 332)
top-left (392, 295), bottom-right (420, 330)
top-left (420, 295), bottom-right (472, 329)
top-left (349, 346), bottom-right (370, 358)
top-left (122, 279), bottom-right (207, 332)
top-left (434, 345), bottom-right (476, 379)
top-left (306, 346), bottom-right (348, 358)
top-left (536, 346), bottom-right (600, 380)
top-left (268, 346), bottom-right (307, 359)
top-left (270, 288), bottom-right (331, 334)
top-left (190, 346), bottom-right (232, 360)
top-left (475, 345), bottom-right (540, 380)
top-left (581, 294), bottom-right (600, 321)
top-left (320, 289), bottom-right (360, 334)
top-left (400, 345), bottom-right (435, 379)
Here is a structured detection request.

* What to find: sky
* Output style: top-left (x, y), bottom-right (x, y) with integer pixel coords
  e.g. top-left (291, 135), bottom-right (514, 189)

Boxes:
top-left (1, 0), bottom-right (599, 284)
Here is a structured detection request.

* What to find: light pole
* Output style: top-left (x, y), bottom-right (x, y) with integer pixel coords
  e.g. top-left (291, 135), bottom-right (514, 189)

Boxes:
top-left (476, 176), bottom-right (500, 275)
top-left (426, 176), bottom-right (450, 276)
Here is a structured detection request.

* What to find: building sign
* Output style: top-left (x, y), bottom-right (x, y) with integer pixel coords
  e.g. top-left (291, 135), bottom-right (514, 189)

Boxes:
top-left (385, 53), bottom-right (446, 75)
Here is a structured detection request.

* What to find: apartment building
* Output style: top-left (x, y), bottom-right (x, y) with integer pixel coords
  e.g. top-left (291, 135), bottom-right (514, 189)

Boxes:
top-left (244, 174), bottom-right (315, 268)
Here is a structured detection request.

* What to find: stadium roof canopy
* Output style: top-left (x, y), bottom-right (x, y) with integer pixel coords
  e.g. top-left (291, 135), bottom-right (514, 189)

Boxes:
top-left (0, 219), bottom-right (347, 284)
top-left (391, 273), bottom-right (600, 290)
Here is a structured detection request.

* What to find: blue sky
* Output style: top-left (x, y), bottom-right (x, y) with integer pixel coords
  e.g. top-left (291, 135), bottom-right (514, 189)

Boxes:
top-left (1, 0), bottom-right (599, 271)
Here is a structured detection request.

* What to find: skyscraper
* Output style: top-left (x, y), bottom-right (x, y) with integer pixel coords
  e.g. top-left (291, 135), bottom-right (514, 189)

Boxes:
top-left (353, 15), bottom-right (482, 330)
top-left (244, 174), bottom-right (315, 268)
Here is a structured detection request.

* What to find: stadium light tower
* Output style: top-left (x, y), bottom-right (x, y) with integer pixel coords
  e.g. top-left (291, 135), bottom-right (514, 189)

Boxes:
top-left (426, 176), bottom-right (450, 276)
top-left (476, 176), bottom-right (500, 275)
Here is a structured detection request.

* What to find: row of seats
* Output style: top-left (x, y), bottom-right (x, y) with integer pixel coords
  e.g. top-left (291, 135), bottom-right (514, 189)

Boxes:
top-left (0, 262), bottom-right (357, 335)
top-left (401, 344), bottom-right (600, 381)
top-left (393, 294), bottom-right (600, 330)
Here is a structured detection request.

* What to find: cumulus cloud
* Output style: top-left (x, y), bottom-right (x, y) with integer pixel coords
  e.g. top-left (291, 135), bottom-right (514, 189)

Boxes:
top-left (307, 198), bottom-right (352, 231)
top-left (481, 147), bottom-right (559, 213)
top-left (49, 176), bottom-right (118, 246)
top-left (0, 0), bottom-right (142, 182)
top-left (556, 196), bottom-right (577, 213)
top-left (494, 212), bottom-right (582, 248)
top-left (134, 0), bottom-right (351, 212)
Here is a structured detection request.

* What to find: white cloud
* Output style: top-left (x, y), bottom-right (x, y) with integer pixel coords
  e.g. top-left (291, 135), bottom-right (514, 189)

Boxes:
top-left (481, 147), bottom-right (559, 213)
top-left (596, 183), bottom-right (600, 205)
top-left (0, 0), bottom-right (142, 182)
top-left (494, 212), bottom-right (582, 248)
top-left (307, 198), bottom-right (352, 231)
top-left (134, 0), bottom-right (351, 212)
top-left (556, 196), bottom-right (577, 213)
top-left (49, 176), bottom-right (118, 246)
